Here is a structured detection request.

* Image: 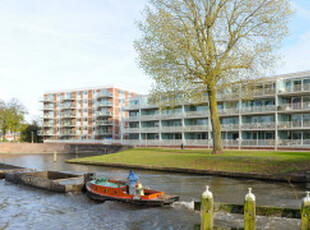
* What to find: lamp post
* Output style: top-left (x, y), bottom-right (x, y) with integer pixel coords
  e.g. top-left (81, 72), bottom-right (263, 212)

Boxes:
top-left (31, 131), bottom-right (34, 143)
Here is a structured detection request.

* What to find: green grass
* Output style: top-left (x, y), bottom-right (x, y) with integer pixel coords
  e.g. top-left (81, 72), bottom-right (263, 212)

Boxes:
top-left (67, 148), bottom-right (310, 175)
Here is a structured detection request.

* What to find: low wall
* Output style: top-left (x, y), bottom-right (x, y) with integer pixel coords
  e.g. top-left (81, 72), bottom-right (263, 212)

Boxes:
top-left (0, 143), bottom-right (69, 154)
top-left (0, 143), bottom-right (133, 154)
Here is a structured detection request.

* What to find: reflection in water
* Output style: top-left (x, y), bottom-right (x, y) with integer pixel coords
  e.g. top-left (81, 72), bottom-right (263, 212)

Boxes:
top-left (0, 154), bottom-right (305, 229)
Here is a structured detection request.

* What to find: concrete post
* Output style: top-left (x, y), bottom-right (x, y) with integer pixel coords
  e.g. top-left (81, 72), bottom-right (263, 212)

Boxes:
top-left (200, 186), bottom-right (214, 230)
top-left (53, 151), bottom-right (57, 162)
top-left (244, 188), bottom-right (256, 230)
top-left (301, 191), bottom-right (310, 230)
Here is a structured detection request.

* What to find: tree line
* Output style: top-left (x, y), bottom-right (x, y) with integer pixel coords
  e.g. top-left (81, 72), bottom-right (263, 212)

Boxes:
top-left (0, 98), bottom-right (42, 142)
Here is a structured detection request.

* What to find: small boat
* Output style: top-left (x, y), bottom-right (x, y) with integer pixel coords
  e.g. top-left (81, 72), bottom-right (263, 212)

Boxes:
top-left (85, 170), bottom-right (179, 206)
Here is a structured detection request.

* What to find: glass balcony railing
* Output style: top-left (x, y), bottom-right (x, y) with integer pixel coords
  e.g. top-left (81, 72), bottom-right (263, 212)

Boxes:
top-left (241, 105), bottom-right (276, 113)
top-left (241, 122), bottom-right (275, 129)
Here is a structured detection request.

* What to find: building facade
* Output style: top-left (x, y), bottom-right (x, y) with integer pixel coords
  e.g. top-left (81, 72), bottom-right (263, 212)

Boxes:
top-left (40, 86), bottom-right (137, 141)
top-left (122, 71), bottom-right (310, 150)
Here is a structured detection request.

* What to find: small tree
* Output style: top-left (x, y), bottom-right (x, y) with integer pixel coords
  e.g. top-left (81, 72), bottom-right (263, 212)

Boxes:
top-left (0, 98), bottom-right (26, 141)
top-left (20, 120), bottom-right (43, 143)
top-left (134, 0), bottom-right (293, 153)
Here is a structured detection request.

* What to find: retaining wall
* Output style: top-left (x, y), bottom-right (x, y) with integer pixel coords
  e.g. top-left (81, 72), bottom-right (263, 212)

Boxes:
top-left (0, 143), bottom-right (133, 154)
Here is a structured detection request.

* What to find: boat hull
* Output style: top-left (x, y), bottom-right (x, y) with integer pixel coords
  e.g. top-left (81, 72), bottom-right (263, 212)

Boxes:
top-left (85, 182), bottom-right (179, 207)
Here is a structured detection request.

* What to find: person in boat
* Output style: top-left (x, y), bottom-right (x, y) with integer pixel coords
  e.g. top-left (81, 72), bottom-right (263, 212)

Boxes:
top-left (127, 170), bottom-right (138, 195)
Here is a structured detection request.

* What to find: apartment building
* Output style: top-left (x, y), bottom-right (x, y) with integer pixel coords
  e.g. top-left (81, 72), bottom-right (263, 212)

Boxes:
top-left (40, 86), bottom-right (137, 141)
top-left (122, 71), bottom-right (310, 150)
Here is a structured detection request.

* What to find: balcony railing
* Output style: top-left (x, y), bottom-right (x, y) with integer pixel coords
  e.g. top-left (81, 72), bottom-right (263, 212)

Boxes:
top-left (97, 121), bottom-right (113, 126)
top-left (41, 97), bottom-right (54, 102)
top-left (222, 139), bottom-right (239, 146)
top-left (60, 131), bottom-right (75, 136)
top-left (241, 105), bottom-right (276, 113)
top-left (43, 106), bottom-right (54, 111)
top-left (97, 92), bottom-right (113, 98)
top-left (43, 123), bottom-right (54, 127)
top-left (220, 124), bottom-right (239, 130)
top-left (278, 103), bottom-right (310, 112)
top-left (241, 122), bottom-right (275, 129)
top-left (61, 122), bottom-right (76, 127)
top-left (183, 125), bottom-right (209, 131)
top-left (277, 121), bottom-right (302, 129)
top-left (140, 114), bottom-right (160, 121)
top-left (218, 108), bottom-right (239, 115)
top-left (140, 127), bottom-right (159, 132)
top-left (97, 112), bottom-right (112, 117)
top-left (278, 139), bottom-right (303, 146)
top-left (97, 102), bottom-right (113, 107)
top-left (184, 111), bottom-right (208, 118)
top-left (125, 116), bottom-right (140, 121)
top-left (242, 139), bottom-right (275, 146)
top-left (60, 113), bottom-right (76, 118)
top-left (278, 84), bottom-right (310, 94)
top-left (124, 127), bottom-right (140, 133)
top-left (97, 131), bottom-right (113, 135)
top-left (43, 114), bottom-right (54, 119)
top-left (60, 96), bottom-right (75, 101)
top-left (161, 126), bottom-right (183, 132)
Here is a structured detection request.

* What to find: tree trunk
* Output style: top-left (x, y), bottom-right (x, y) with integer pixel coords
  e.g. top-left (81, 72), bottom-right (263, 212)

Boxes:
top-left (208, 85), bottom-right (223, 154)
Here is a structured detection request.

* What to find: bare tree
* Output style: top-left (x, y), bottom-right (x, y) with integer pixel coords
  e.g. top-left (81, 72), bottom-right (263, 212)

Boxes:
top-left (134, 0), bottom-right (293, 153)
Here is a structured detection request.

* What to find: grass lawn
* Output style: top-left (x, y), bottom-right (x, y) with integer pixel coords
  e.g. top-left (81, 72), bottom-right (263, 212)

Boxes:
top-left (67, 148), bottom-right (310, 175)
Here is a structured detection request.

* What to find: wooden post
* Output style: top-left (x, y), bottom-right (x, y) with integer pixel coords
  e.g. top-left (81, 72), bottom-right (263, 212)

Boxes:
top-left (301, 191), bottom-right (310, 230)
top-left (53, 151), bottom-right (57, 162)
top-left (244, 188), bottom-right (256, 230)
top-left (200, 186), bottom-right (213, 230)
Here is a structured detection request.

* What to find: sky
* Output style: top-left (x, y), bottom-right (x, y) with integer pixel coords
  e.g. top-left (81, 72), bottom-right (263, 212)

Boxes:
top-left (0, 0), bottom-right (310, 122)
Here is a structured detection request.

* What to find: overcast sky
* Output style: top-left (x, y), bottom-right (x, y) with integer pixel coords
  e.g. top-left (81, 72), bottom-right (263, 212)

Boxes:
top-left (0, 0), bottom-right (310, 121)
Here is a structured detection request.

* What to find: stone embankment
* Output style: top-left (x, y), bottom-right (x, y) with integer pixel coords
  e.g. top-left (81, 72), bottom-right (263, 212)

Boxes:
top-left (0, 143), bottom-right (133, 154)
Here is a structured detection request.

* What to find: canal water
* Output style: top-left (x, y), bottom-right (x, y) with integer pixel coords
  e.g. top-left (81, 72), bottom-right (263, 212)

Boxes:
top-left (0, 154), bottom-right (308, 230)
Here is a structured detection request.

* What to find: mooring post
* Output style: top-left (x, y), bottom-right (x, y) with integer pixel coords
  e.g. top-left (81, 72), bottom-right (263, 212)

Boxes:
top-left (53, 151), bottom-right (57, 162)
top-left (200, 185), bottom-right (214, 230)
top-left (244, 188), bottom-right (256, 230)
top-left (301, 191), bottom-right (310, 230)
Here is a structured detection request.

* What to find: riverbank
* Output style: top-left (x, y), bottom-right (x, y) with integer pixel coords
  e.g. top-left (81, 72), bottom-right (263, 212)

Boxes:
top-left (67, 148), bottom-right (310, 182)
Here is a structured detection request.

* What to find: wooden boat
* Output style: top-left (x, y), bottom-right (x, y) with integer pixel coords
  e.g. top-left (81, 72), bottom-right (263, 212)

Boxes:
top-left (85, 174), bottom-right (179, 207)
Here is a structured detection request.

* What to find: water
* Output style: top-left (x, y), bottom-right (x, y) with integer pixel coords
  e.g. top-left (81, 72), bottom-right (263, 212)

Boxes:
top-left (0, 154), bottom-right (307, 229)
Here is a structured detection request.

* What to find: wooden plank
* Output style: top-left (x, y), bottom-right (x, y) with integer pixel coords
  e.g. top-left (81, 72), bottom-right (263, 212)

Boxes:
top-left (194, 201), bottom-right (301, 219)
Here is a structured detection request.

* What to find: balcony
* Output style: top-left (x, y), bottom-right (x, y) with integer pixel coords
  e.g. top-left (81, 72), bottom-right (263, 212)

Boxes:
top-left (60, 105), bottom-right (76, 110)
top-left (220, 124), bottom-right (239, 130)
top-left (60, 113), bottom-right (76, 118)
top-left (61, 122), bottom-right (76, 127)
top-left (43, 114), bottom-right (54, 119)
top-left (60, 131), bottom-right (75, 136)
top-left (97, 121), bottom-right (113, 126)
top-left (184, 111), bottom-right (208, 118)
top-left (125, 115), bottom-right (140, 121)
top-left (241, 105), bottom-right (276, 114)
top-left (185, 139), bottom-right (208, 145)
top-left (278, 103), bottom-right (310, 112)
top-left (123, 127), bottom-right (140, 133)
top-left (60, 96), bottom-right (75, 101)
top-left (140, 114), bottom-right (160, 121)
top-left (97, 102), bottom-right (113, 107)
top-left (97, 112), bottom-right (112, 117)
top-left (160, 113), bottom-right (183, 120)
top-left (140, 127), bottom-right (159, 132)
top-left (161, 126), bottom-right (183, 132)
top-left (43, 123), bottom-right (54, 127)
top-left (222, 139), bottom-right (239, 146)
top-left (277, 121), bottom-right (302, 129)
top-left (183, 125), bottom-right (209, 131)
top-left (97, 131), bottom-right (113, 135)
top-left (97, 92), bottom-right (113, 98)
top-left (218, 108), bottom-right (239, 116)
top-left (278, 139), bottom-right (302, 146)
top-left (242, 139), bottom-right (275, 146)
top-left (241, 122), bottom-right (275, 130)
top-left (42, 106), bottom-right (54, 111)
top-left (41, 97), bottom-right (54, 102)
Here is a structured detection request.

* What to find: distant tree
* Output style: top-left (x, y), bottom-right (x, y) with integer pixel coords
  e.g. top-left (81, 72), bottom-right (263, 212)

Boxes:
top-left (134, 0), bottom-right (293, 153)
top-left (0, 98), bottom-right (27, 141)
top-left (20, 120), bottom-right (43, 143)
